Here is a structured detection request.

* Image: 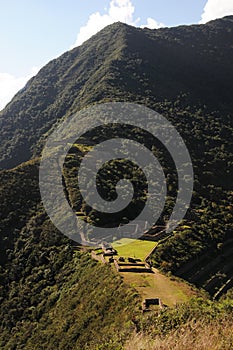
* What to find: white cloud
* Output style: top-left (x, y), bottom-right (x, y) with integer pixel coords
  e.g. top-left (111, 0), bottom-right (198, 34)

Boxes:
top-left (200, 0), bottom-right (233, 24)
top-left (72, 0), bottom-right (164, 48)
top-left (0, 67), bottom-right (39, 111)
top-left (108, 0), bottom-right (136, 23)
top-left (140, 17), bottom-right (165, 29)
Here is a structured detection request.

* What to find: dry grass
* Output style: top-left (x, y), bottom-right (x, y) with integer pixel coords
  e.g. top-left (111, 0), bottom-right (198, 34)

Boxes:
top-left (125, 318), bottom-right (233, 350)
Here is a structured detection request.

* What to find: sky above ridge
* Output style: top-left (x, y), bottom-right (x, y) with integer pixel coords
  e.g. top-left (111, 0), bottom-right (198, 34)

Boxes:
top-left (0, 0), bottom-right (233, 110)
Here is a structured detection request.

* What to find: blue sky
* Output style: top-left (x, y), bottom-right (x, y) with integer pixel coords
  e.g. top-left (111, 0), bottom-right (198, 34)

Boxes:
top-left (0, 0), bottom-right (233, 110)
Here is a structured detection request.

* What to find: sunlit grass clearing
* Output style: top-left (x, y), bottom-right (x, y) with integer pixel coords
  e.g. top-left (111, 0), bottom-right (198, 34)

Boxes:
top-left (112, 238), bottom-right (157, 260)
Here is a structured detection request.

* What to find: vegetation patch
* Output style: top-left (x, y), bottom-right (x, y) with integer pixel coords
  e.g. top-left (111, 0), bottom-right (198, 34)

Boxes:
top-left (113, 238), bottom-right (157, 261)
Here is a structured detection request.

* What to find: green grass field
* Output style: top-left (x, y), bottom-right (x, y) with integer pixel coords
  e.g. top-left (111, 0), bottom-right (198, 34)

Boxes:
top-left (112, 238), bottom-right (157, 261)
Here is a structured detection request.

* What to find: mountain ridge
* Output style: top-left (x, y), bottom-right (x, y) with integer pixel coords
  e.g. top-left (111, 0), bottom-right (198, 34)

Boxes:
top-left (0, 16), bottom-right (233, 169)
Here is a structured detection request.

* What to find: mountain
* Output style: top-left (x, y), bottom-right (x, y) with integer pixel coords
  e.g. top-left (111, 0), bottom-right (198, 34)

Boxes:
top-left (0, 17), bottom-right (233, 349)
top-left (0, 16), bottom-right (233, 169)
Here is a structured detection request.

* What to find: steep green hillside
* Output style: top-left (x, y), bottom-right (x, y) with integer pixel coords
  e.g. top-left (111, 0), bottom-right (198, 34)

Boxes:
top-left (0, 17), bottom-right (233, 169)
top-left (0, 245), bottom-right (139, 349)
top-left (0, 23), bottom-right (128, 169)
top-left (0, 163), bottom-right (139, 349)
top-left (0, 16), bottom-right (233, 349)
top-left (0, 160), bottom-right (40, 265)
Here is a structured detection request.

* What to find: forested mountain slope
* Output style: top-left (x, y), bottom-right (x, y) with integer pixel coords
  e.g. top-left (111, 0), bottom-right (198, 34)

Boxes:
top-left (0, 16), bottom-right (233, 169)
top-left (0, 16), bottom-right (233, 349)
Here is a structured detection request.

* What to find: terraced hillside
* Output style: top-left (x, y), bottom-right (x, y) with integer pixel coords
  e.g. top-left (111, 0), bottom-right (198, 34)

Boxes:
top-left (175, 236), bottom-right (233, 299)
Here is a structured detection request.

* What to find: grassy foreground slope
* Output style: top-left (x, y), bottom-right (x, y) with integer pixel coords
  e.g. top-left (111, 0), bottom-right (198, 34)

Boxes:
top-left (126, 317), bottom-right (233, 350)
top-left (1, 252), bottom-right (139, 350)
top-left (125, 294), bottom-right (233, 350)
